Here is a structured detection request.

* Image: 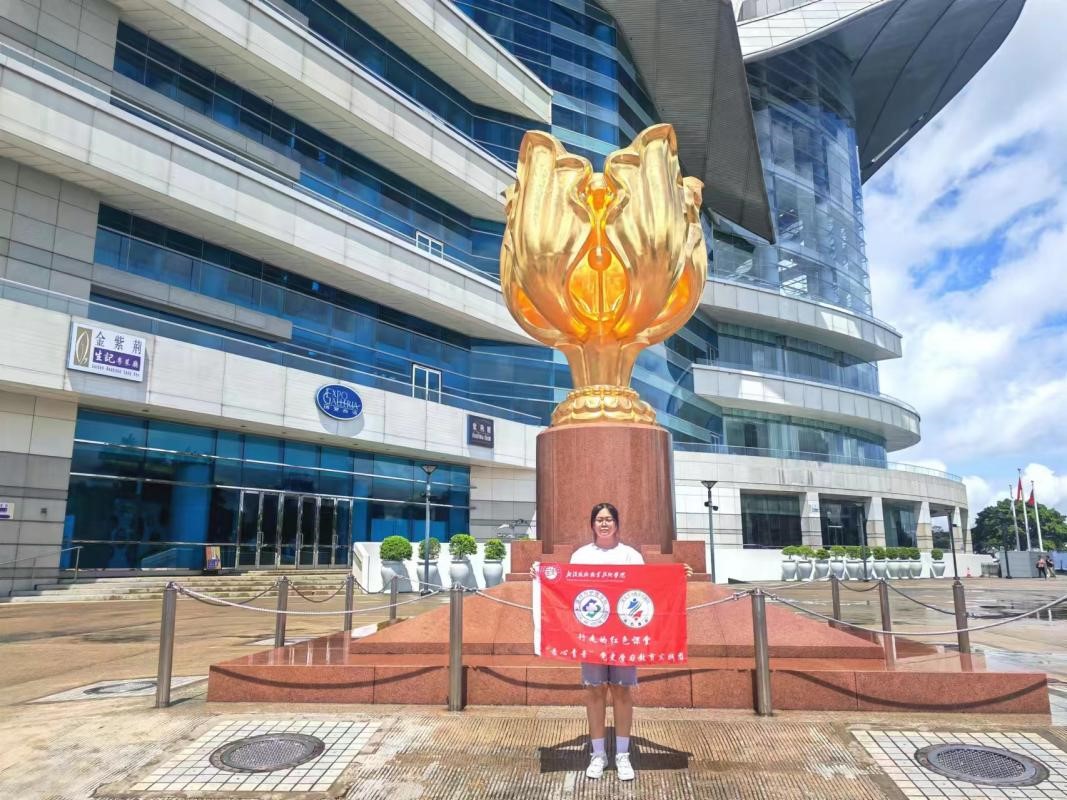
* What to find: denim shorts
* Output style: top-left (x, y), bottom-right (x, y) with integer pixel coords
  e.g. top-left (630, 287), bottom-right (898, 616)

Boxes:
top-left (580, 663), bottom-right (638, 687)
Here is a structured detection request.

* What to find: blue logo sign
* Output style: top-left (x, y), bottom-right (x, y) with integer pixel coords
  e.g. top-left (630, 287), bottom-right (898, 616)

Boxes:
top-left (315, 384), bottom-right (363, 420)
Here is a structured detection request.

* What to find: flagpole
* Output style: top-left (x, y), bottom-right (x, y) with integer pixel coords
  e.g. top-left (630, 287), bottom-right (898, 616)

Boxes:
top-left (1031, 481), bottom-right (1045, 552)
top-left (1008, 484), bottom-right (1022, 551)
top-left (1019, 469), bottom-right (1032, 549)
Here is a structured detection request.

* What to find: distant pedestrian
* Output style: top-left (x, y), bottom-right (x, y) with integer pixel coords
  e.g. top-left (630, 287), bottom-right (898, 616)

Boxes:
top-left (1036, 555), bottom-right (1048, 579)
top-left (1047, 554), bottom-right (1057, 579)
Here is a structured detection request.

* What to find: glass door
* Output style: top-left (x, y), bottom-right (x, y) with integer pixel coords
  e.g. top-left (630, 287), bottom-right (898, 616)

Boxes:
top-left (334, 499), bottom-right (352, 566)
top-left (298, 496), bottom-right (318, 566)
top-left (237, 491), bottom-right (260, 567)
top-left (258, 493), bottom-right (281, 567)
top-left (317, 498), bottom-right (335, 566)
top-left (279, 495), bottom-right (300, 566)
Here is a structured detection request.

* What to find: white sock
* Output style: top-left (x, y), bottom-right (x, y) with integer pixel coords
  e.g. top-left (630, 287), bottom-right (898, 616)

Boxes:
top-left (591, 738), bottom-right (606, 756)
top-left (616, 736), bottom-right (630, 755)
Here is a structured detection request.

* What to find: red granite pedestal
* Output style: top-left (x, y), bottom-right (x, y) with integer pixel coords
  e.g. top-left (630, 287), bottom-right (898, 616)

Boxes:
top-left (208, 582), bottom-right (1050, 714)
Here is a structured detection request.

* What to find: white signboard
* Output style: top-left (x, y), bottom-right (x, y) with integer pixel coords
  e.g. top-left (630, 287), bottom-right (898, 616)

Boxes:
top-left (0, 502), bottom-right (11, 520)
top-left (68, 324), bottom-right (147, 382)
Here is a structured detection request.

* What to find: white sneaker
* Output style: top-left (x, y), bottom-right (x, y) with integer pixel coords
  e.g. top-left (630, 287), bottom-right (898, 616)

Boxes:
top-left (615, 752), bottom-right (635, 781)
top-left (586, 753), bottom-right (608, 779)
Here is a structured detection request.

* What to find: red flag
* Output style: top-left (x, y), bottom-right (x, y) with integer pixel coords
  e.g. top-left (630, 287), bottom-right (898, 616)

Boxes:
top-left (533, 563), bottom-right (687, 665)
top-left (1027, 488), bottom-right (1036, 508)
top-left (1017, 476), bottom-right (1024, 502)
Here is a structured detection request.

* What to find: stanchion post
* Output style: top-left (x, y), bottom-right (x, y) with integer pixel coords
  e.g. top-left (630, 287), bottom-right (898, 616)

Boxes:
top-left (388, 575), bottom-right (398, 624)
top-left (448, 584), bottom-right (465, 711)
top-left (877, 579), bottom-right (896, 666)
top-left (274, 576), bottom-right (289, 648)
top-left (830, 576), bottom-right (842, 624)
top-left (751, 590), bottom-right (772, 716)
top-left (155, 583), bottom-right (177, 708)
top-left (343, 574), bottom-right (355, 632)
top-left (952, 579), bottom-right (971, 655)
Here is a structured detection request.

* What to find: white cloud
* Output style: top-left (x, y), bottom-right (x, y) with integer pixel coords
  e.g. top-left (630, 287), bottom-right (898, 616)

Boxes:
top-left (864, 0), bottom-right (1067, 512)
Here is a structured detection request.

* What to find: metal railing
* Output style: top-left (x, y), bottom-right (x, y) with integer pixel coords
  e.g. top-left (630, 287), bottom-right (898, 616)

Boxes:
top-left (0, 546), bottom-right (82, 597)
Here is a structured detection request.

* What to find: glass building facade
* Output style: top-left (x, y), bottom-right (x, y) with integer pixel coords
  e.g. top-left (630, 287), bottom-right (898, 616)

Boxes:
top-left (740, 493), bottom-right (802, 548)
top-left (884, 501), bottom-right (919, 549)
top-left (65, 410), bottom-right (470, 569)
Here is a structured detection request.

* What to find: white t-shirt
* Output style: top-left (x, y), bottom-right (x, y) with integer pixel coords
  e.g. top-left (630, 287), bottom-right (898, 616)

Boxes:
top-left (570, 542), bottom-right (644, 566)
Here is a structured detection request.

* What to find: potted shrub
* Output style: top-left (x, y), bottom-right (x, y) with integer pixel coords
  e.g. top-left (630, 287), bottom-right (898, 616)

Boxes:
top-left (828, 545), bottom-right (847, 581)
top-left (887, 547), bottom-right (905, 579)
top-left (379, 535), bottom-right (413, 592)
top-left (844, 545), bottom-right (864, 580)
top-left (482, 538), bottom-right (506, 587)
top-left (813, 548), bottom-right (831, 581)
top-left (908, 546), bottom-right (923, 579)
top-left (796, 546), bottom-right (815, 581)
top-left (780, 546), bottom-right (800, 581)
top-left (417, 536), bottom-right (441, 592)
top-left (930, 548), bottom-right (946, 578)
top-left (448, 533), bottom-right (478, 589)
top-left (871, 547), bottom-right (888, 579)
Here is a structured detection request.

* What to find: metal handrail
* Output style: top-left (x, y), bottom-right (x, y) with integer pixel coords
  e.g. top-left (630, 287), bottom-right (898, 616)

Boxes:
top-left (0, 546), bottom-right (83, 596)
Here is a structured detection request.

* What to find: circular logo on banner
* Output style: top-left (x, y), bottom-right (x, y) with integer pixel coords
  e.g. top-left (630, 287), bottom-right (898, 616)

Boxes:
top-left (541, 565), bottom-right (560, 583)
top-left (315, 384), bottom-right (363, 420)
top-left (616, 590), bottom-right (654, 629)
top-left (573, 589), bottom-right (611, 628)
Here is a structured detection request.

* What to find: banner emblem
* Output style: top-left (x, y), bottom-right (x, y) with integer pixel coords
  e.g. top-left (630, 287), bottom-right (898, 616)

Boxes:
top-left (573, 589), bottom-right (611, 627)
top-left (616, 590), bottom-right (654, 629)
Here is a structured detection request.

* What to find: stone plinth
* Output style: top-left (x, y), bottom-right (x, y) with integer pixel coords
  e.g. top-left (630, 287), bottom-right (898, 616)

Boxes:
top-left (536, 423), bottom-right (675, 554)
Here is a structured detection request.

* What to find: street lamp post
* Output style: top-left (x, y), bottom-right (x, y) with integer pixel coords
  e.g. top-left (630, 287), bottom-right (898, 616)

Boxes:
top-left (420, 464), bottom-right (437, 595)
top-left (701, 480), bottom-right (718, 583)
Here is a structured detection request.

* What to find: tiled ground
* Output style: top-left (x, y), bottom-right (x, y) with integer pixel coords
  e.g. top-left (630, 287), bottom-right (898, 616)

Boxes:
top-left (854, 730), bottom-right (1067, 799)
top-left (32, 676), bottom-right (205, 703)
top-left (129, 718), bottom-right (377, 794)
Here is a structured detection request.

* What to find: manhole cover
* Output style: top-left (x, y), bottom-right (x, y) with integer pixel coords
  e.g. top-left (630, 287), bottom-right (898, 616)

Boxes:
top-left (209, 733), bottom-right (326, 773)
top-left (83, 680), bottom-right (157, 695)
top-left (914, 743), bottom-right (1050, 786)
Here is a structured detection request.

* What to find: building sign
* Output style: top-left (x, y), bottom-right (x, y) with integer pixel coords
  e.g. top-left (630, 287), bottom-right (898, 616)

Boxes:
top-left (0, 502), bottom-right (12, 520)
top-left (315, 384), bottom-right (363, 420)
top-left (68, 324), bottom-right (146, 382)
top-left (467, 415), bottom-right (494, 447)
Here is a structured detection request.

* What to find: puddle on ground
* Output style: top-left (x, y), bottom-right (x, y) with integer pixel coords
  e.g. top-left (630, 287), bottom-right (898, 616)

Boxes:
top-left (974, 602), bottom-right (1067, 621)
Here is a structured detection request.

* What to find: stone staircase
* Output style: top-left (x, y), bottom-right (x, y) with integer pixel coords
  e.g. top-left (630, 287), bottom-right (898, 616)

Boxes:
top-left (2, 568), bottom-right (356, 603)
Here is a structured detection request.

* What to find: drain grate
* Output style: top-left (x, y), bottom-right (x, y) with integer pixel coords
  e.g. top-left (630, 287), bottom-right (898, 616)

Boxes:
top-left (914, 743), bottom-right (1050, 786)
top-left (83, 680), bottom-right (157, 696)
top-left (209, 733), bottom-right (326, 773)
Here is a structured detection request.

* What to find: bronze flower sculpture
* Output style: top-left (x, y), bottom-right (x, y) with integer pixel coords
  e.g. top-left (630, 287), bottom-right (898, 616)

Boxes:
top-left (501, 124), bottom-right (707, 426)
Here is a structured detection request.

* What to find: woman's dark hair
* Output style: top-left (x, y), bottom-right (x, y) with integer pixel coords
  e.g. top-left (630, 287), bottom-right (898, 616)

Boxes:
top-left (589, 502), bottom-right (619, 539)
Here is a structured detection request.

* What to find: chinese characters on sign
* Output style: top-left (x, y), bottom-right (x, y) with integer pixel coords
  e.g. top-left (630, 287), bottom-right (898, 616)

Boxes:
top-left (533, 564), bottom-right (688, 665)
top-left (467, 414), bottom-right (494, 447)
top-left (315, 384), bottom-right (363, 420)
top-left (0, 502), bottom-right (12, 520)
top-left (67, 325), bottom-right (146, 382)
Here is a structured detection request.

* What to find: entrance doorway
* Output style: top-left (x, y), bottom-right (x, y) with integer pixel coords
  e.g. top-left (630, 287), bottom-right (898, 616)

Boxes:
top-left (237, 491), bottom-right (353, 568)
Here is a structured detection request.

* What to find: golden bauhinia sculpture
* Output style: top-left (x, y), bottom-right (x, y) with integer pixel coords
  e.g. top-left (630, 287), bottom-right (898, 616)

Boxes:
top-left (501, 123), bottom-right (707, 426)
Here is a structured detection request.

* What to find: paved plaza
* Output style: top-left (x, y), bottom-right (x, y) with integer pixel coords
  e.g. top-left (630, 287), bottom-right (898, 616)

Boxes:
top-left (1, 578), bottom-right (1065, 799)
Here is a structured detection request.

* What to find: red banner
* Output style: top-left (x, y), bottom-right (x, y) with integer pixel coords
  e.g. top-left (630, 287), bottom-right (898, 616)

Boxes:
top-left (534, 563), bottom-right (688, 666)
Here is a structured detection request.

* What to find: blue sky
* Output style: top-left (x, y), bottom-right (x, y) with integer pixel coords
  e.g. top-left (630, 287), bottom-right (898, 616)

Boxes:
top-left (864, 0), bottom-right (1067, 515)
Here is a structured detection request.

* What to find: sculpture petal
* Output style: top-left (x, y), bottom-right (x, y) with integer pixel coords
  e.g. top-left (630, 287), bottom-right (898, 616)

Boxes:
top-left (501, 131), bottom-right (593, 343)
top-left (602, 125), bottom-right (689, 339)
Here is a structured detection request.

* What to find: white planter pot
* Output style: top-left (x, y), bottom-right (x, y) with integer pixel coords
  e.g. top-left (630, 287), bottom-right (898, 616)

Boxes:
top-left (483, 560), bottom-right (504, 587)
top-left (932, 561), bottom-right (946, 578)
top-left (909, 559), bottom-right (923, 579)
top-left (781, 560), bottom-right (798, 581)
top-left (887, 559), bottom-right (904, 579)
top-left (796, 559), bottom-right (814, 581)
top-left (844, 559), bottom-right (864, 580)
top-left (829, 559), bottom-right (846, 580)
top-left (449, 558), bottom-right (475, 590)
top-left (813, 560), bottom-right (830, 581)
top-left (417, 562), bottom-right (441, 592)
top-left (872, 560), bottom-right (888, 579)
top-left (380, 560), bottom-right (412, 593)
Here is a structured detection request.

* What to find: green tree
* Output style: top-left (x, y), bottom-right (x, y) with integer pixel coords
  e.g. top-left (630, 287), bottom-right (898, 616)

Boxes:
top-left (970, 499), bottom-right (1067, 553)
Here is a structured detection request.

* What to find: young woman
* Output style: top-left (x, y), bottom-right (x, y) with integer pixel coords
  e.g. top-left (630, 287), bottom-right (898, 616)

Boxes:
top-left (537, 502), bottom-right (692, 781)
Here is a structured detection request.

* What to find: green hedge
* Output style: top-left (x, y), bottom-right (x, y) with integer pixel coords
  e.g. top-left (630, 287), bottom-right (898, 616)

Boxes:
top-left (483, 538), bottom-right (506, 561)
top-left (449, 533), bottom-right (477, 558)
top-left (418, 537), bottom-right (440, 560)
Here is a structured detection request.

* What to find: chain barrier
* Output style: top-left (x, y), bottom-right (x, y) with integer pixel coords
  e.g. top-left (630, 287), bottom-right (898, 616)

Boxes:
top-left (686, 590), bottom-right (752, 611)
top-left (173, 582), bottom-right (441, 615)
top-left (472, 589), bottom-right (532, 610)
top-left (765, 590), bottom-right (1067, 637)
top-left (288, 580), bottom-right (349, 604)
top-left (839, 580), bottom-right (882, 593)
top-left (170, 579), bottom-right (279, 608)
top-left (884, 582), bottom-right (982, 618)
